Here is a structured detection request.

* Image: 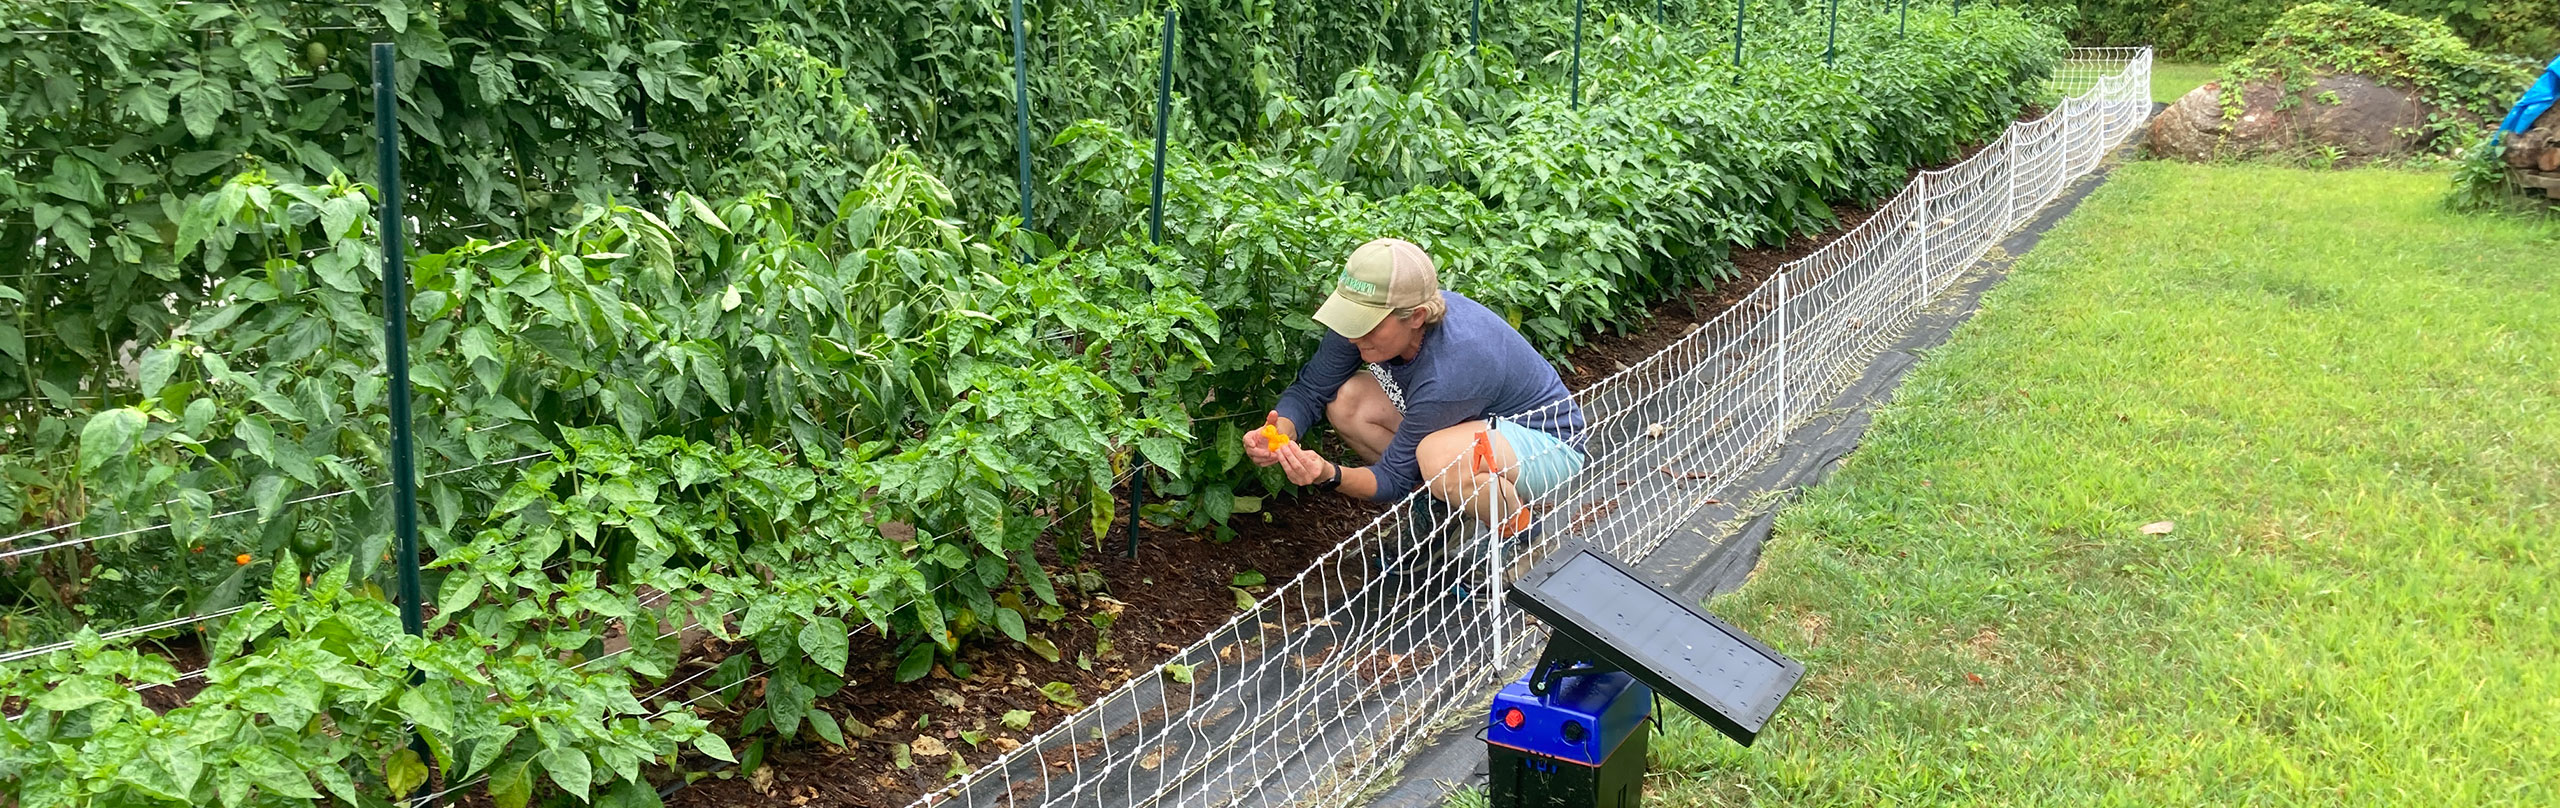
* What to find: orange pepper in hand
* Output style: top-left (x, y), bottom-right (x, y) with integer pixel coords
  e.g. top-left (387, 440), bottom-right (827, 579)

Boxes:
top-left (1259, 424), bottom-right (1292, 450)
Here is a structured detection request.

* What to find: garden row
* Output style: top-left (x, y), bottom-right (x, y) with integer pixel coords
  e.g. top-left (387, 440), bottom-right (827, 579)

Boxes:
top-left (0, 0), bottom-right (1625, 676)
top-left (2, 4), bottom-right (2065, 807)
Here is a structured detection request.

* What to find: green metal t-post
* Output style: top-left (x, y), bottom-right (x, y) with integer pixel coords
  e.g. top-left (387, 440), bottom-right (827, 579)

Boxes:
top-left (1733, 0), bottom-right (1746, 68)
top-left (1824, 0), bottom-right (1837, 65)
top-left (1133, 6), bottom-right (1177, 558)
top-left (1470, 0), bottom-right (1481, 53)
top-left (1569, 0), bottom-right (1584, 108)
top-left (1008, 0), bottom-right (1034, 235)
top-left (370, 42), bottom-right (424, 654)
top-left (371, 40), bottom-right (431, 802)
top-left (1900, 0), bottom-right (1909, 37)
top-left (1147, 9), bottom-right (1175, 247)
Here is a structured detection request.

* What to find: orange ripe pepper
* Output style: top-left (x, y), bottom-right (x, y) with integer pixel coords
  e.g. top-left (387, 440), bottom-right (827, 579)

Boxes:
top-left (1259, 425), bottom-right (1292, 449)
top-left (235, 553), bottom-right (253, 565)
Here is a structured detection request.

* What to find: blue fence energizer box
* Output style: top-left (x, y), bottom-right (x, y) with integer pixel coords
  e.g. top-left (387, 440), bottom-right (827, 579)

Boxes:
top-left (1483, 670), bottom-right (1653, 808)
top-left (1488, 544), bottom-right (1808, 808)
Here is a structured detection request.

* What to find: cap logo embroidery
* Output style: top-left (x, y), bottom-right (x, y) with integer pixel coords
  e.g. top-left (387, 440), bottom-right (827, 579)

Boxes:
top-left (1338, 272), bottom-right (1379, 295)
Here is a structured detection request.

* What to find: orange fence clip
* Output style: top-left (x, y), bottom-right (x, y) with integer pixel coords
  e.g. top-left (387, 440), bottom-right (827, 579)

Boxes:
top-left (1472, 430), bottom-right (1533, 537)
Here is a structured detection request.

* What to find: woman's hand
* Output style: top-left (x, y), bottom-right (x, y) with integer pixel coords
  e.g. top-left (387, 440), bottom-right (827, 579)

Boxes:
top-left (1275, 441), bottom-right (1337, 488)
top-left (1244, 411), bottom-right (1291, 468)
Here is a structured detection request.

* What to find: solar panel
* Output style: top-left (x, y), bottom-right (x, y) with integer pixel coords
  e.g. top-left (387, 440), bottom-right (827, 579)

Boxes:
top-left (1506, 545), bottom-right (1805, 745)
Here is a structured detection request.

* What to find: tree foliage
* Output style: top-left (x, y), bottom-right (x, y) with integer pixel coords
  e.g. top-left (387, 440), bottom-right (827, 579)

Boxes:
top-left (2019, 0), bottom-right (2557, 62)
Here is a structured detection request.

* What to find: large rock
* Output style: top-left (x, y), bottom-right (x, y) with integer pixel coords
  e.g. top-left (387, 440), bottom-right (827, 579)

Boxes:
top-left (2148, 74), bottom-right (2433, 162)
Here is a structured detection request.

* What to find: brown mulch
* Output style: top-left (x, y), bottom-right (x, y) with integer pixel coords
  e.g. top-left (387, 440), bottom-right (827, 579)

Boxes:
top-left (659, 491), bottom-right (1383, 807)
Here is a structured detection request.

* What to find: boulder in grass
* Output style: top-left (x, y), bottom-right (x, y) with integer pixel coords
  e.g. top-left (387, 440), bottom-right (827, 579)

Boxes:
top-left (2149, 74), bottom-right (2432, 162)
top-left (2145, 3), bottom-right (2537, 165)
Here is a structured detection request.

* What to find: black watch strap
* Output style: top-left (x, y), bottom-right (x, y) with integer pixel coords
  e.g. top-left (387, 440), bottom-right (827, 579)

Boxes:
top-left (1315, 463), bottom-right (1343, 491)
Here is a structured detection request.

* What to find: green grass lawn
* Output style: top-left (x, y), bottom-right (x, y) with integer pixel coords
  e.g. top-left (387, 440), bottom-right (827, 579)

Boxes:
top-left (2153, 61), bottom-right (2218, 104)
top-left (1649, 163), bottom-right (2560, 806)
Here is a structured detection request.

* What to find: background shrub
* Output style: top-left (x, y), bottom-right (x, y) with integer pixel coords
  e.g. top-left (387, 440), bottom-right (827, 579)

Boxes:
top-left (2018, 0), bottom-right (2557, 62)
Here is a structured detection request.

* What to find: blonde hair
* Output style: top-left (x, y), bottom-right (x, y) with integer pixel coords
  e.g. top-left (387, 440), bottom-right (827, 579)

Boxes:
top-left (1396, 291), bottom-right (1448, 327)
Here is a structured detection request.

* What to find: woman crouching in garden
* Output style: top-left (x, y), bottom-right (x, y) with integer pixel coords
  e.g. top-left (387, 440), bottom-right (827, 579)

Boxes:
top-left (1243, 238), bottom-right (1587, 561)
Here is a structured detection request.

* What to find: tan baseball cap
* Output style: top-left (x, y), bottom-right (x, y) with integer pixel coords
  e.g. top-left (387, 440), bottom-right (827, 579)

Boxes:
top-left (1314, 238), bottom-right (1440, 338)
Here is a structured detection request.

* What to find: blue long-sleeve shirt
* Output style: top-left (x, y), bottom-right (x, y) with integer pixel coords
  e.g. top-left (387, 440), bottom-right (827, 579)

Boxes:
top-left (1273, 292), bottom-right (1586, 503)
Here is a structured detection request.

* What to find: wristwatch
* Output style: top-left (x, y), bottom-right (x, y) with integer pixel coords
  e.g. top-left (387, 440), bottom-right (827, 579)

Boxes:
top-left (1315, 463), bottom-right (1343, 491)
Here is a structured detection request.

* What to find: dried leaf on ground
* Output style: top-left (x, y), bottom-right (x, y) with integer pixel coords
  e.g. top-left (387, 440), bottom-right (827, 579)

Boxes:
top-left (1354, 645), bottom-right (1442, 684)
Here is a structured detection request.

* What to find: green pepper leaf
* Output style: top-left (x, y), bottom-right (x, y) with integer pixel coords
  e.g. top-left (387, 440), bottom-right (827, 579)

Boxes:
top-left (77, 408), bottom-right (146, 473)
top-left (383, 747), bottom-right (429, 799)
top-left (896, 641), bottom-right (936, 683)
top-left (537, 746), bottom-right (593, 803)
top-left (798, 615), bottom-right (849, 676)
top-left (692, 732), bottom-right (737, 763)
top-left (488, 759), bottom-right (533, 808)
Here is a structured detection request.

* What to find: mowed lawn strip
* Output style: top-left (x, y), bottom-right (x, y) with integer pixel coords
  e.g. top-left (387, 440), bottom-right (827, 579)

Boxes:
top-left (2152, 61), bottom-right (2218, 104)
top-left (1649, 163), bottom-right (2560, 806)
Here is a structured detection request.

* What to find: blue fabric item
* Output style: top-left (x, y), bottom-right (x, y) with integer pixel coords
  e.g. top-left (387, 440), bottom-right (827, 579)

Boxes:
top-left (1274, 291), bottom-right (1586, 503)
top-left (2500, 53), bottom-right (2560, 135)
top-left (1490, 417), bottom-right (1587, 500)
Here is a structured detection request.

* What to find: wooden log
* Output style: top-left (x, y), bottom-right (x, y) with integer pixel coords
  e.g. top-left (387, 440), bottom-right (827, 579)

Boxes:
top-left (2515, 172), bottom-right (2560, 198)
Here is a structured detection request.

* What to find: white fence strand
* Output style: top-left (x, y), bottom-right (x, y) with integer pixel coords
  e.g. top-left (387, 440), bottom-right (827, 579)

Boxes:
top-left (903, 48), bottom-right (2151, 808)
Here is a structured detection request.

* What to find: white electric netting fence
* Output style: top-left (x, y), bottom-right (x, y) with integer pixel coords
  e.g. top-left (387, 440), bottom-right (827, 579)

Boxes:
top-left (908, 47), bottom-right (2152, 808)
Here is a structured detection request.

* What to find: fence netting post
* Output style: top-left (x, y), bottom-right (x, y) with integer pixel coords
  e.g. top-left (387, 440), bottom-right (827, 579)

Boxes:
top-left (1916, 171), bottom-right (1933, 288)
top-left (2004, 132), bottom-right (2018, 231)
top-left (1487, 497), bottom-right (1505, 666)
top-left (1774, 269), bottom-right (1791, 433)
